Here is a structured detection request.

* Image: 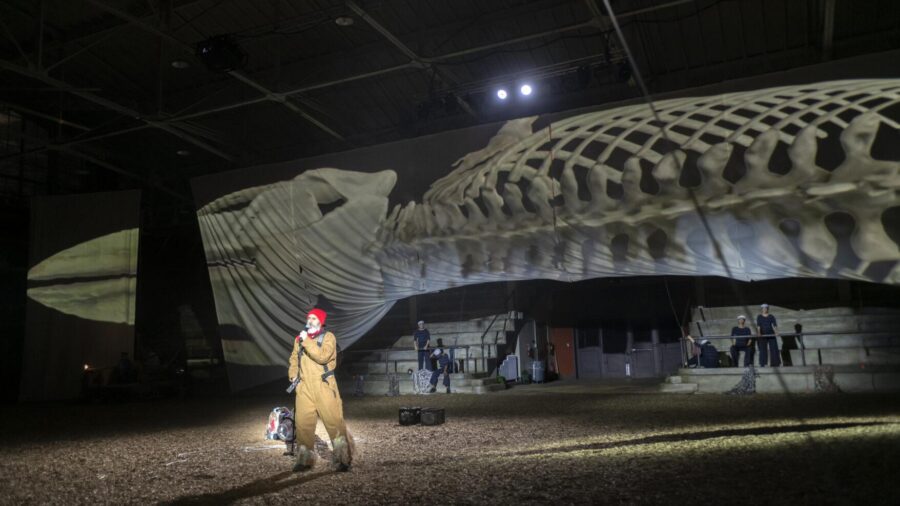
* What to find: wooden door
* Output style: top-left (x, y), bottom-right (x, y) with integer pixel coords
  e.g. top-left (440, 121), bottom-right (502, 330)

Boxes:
top-left (550, 327), bottom-right (576, 379)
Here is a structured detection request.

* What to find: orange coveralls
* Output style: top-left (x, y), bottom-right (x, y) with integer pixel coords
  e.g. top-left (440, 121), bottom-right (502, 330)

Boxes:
top-left (288, 331), bottom-right (351, 468)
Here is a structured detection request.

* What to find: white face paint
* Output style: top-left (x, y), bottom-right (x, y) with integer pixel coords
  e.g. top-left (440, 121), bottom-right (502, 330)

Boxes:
top-left (307, 314), bottom-right (321, 331)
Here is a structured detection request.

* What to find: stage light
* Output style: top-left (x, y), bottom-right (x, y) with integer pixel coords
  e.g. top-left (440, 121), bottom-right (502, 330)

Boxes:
top-left (520, 84), bottom-right (533, 96)
top-left (497, 88), bottom-right (508, 100)
top-left (84, 364), bottom-right (90, 371)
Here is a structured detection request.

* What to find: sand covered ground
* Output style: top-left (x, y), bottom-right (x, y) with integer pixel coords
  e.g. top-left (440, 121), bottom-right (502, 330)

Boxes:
top-left (1, 382), bottom-right (899, 505)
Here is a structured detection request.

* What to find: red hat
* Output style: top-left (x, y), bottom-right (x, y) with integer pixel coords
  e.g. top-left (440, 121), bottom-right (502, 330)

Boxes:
top-left (307, 308), bottom-right (327, 325)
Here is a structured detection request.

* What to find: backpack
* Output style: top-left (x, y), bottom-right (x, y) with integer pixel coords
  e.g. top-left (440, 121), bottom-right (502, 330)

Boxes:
top-left (265, 406), bottom-right (295, 444)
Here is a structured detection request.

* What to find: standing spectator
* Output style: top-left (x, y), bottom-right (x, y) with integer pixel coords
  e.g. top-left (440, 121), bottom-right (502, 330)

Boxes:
top-left (781, 323), bottom-right (802, 366)
top-left (414, 320), bottom-right (431, 370)
top-left (729, 315), bottom-right (755, 367)
top-left (756, 304), bottom-right (781, 367)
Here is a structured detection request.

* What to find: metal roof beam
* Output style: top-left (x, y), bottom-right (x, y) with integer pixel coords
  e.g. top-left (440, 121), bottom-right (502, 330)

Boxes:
top-left (56, 146), bottom-right (189, 201)
top-left (0, 100), bottom-right (91, 131)
top-left (84, 0), bottom-right (347, 143)
top-left (157, 0), bottom-right (695, 124)
top-left (0, 59), bottom-right (235, 161)
top-left (821, 0), bottom-right (836, 61)
top-left (345, 0), bottom-right (478, 119)
top-left (0, 11), bottom-right (32, 66)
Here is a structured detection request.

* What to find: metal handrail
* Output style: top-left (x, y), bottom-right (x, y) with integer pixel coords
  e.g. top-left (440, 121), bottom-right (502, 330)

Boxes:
top-left (683, 329), bottom-right (900, 367)
top-left (342, 345), bottom-right (472, 375)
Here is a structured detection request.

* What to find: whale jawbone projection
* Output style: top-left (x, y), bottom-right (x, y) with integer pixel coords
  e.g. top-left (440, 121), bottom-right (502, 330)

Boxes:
top-left (197, 79), bottom-right (900, 379)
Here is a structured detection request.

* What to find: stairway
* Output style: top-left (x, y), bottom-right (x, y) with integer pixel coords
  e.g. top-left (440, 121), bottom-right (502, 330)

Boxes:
top-left (340, 313), bottom-right (517, 394)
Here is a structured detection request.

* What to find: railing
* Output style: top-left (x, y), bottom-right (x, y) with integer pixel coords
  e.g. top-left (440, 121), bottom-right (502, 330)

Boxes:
top-left (681, 329), bottom-right (900, 368)
top-left (342, 345), bottom-right (472, 374)
top-left (628, 347), bottom-right (654, 377)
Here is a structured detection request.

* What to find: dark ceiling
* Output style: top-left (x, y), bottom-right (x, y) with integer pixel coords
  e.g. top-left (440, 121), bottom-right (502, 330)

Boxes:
top-left (1, 0), bottom-right (899, 205)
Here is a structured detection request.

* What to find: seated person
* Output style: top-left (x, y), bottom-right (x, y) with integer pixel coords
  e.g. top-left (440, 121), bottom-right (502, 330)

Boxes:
top-left (428, 348), bottom-right (451, 394)
top-left (729, 315), bottom-right (755, 367)
top-left (686, 335), bottom-right (718, 368)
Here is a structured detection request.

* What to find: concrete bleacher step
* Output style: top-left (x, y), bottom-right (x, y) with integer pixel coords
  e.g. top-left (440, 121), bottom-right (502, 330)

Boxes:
top-left (795, 348), bottom-right (900, 366)
top-left (659, 383), bottom-right (698, 394)
top-left (665, 375), bottom-right (683, 384)
top-left (336, 372), bottom-right (503, 395)
top-left (345, 360), bottom-right (487, 375)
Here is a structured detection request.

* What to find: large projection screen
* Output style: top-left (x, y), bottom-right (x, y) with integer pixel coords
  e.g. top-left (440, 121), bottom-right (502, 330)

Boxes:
top-left (20, 190), bottom-right (141, 401)
top-left (193, 51), bottom-right (900, 392)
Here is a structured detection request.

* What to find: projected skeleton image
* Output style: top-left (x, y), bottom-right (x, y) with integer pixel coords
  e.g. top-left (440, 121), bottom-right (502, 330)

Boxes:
top-left (27, 228), bottom-right (140, 325)
top-left (197, 80), bottom-right (900, 379)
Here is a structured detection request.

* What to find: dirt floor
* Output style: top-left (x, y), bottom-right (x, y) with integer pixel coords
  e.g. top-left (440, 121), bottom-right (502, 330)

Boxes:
top-left (1, 381), bottom-right (899, 505)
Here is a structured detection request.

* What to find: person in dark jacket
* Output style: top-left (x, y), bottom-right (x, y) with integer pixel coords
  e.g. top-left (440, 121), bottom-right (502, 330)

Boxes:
top-left (729, 315), bottom-right (755, 367)
top-left (756, 304), bottom-right (781, 367)
top-left (428, 348), bottom-right (452, 393)
top-left (413, 320), bottom-right (431, 370)
top-left (781, 323), bottom-right (802, 366)
top-left (686, 335), bottom-right (719, 368)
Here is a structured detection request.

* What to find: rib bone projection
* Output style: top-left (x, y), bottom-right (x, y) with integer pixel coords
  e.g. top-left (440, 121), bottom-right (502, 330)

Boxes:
top-left (198, 80), bottom-right (900, 361)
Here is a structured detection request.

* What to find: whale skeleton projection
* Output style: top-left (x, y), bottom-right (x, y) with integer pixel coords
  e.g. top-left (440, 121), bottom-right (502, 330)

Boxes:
top-left (197, 79), bottom-right (900, 373)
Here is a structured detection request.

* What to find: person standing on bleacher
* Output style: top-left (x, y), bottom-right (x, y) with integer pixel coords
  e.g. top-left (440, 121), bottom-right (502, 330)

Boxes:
top-left (414, 320), bottom-right (431, 370)
top-left (756, 304), bottom-right (781, 367)
top-left (729, 315), bottom-right (755, 367)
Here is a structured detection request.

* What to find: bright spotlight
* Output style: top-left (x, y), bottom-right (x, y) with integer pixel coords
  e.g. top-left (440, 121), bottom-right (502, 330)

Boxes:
top-left (520, 84), bottom-right (533, 96)
top-left (496, 88), bottom-right (508, 100)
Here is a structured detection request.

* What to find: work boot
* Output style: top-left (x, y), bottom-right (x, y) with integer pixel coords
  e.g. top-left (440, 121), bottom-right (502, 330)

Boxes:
top-left (332, 436), bottom-right (352, 472)
top-left (428, 385), bottom-right (436, 393)
top-left (446, 387), bottom-right (451, 394)
top-left (292, 445), bottom-right (315, 472)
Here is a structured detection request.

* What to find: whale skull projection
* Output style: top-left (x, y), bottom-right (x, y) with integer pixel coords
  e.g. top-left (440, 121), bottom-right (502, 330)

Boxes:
top-left (197, 80), bottom-right (900, 372)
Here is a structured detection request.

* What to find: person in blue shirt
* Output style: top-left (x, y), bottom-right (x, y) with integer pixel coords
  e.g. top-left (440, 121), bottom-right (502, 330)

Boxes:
top-left (729, 315), bottom-right (755, 367)
top-left (413, 320), bottom-right (431, 370)
top-left (756, 304), bottom-right (781, 367)
top-left (428, 348), bottom-right (452, 393)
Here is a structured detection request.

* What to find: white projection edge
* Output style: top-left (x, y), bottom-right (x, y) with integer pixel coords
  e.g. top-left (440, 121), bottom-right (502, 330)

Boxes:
top-left (196, 79), bottom-right (900, 377)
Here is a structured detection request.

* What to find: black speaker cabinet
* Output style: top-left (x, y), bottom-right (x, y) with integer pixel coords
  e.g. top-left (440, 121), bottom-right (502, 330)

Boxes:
top-left (399, 406), bottom-right (421, 425)
top-left (420, 408), bottom-right (445, 425)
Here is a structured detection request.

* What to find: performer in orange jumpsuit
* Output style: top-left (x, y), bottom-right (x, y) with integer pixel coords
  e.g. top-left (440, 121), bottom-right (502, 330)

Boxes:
top-left (288, 308), bottom-right (352, 471)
